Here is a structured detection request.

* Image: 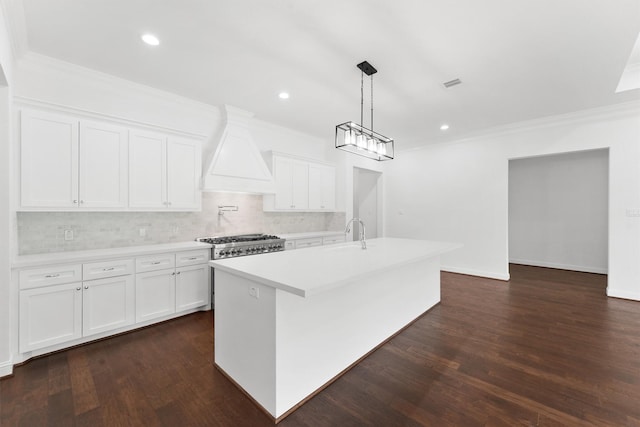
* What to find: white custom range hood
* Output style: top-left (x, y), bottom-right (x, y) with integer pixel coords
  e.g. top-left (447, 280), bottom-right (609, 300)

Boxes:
top-left (203, 105), bottom-right (275, 194)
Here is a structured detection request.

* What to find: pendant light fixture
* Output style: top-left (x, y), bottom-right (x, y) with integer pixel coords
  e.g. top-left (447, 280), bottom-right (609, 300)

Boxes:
top-left (335, 61), bottom-right (394, 161)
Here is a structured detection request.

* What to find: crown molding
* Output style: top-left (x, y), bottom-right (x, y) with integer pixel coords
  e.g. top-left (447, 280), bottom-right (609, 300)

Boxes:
top-left (13, 95), bottom-right (211, 139)
top-left (17, 51), bottom-right (222, 117)
top-left (0, 0), bottom-right (28, 61)
top-left (401, 100), bottom-right (640, 154)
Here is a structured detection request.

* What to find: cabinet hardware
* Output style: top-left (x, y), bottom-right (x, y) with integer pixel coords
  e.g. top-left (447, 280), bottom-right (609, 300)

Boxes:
top-left (290, 205), bottom-right (295, 208)
top-left (102, 267), bottom-right (115, 271)
top-left (45, 273), bottom-right (60, 278)
top-left (151, 261), bottom-right (161, 265)
top-left (80, 200), bottom-right (84, 204)
top-left (187, 257), bottom-right (198, 260)
top-left (76, 287), bottom-right (81, 291)
top-left (176, 271), bottom-right (181, 275)
top-left (172, 272), bottom-right (176, 275)
top-left (73, 200), bottom-right (78, 204)
top-left (84, 286), bottom-right (89, 290)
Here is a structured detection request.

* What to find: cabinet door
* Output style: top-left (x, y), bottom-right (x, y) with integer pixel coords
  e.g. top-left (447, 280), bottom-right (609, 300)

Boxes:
top-left (308, 164), bottom-right (336, 210)
top-left (79, 121), bottom-right (128, 208)
top-left (19, 282), bottom-right (82, 352)
top-left (167, 137), bottom-right (201, 210)
top-left (274, 156), bottom-right (294, 210)
top-left (291, 160), bottom-right (309, 209)
top-left (83, 275), bottom-right (135, 337)
top-left (135, 269), bottom-right (176, 322)
top-left (129, 130), bottom-right (167, 209)
top-left (21, 110), bottom-right (79, 208)
top-left (175, 264), bottom-right (210, 312)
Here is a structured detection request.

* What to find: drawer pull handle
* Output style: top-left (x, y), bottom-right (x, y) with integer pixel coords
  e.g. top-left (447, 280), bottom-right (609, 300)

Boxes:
top-left (186, 257), bottom-right (198, 260)
top-left (45, 274), bottom-right (60, 278)
top-left (102, 267), bottom-right (115, 271)
top-left (151, 261), bottom-right (161, 265)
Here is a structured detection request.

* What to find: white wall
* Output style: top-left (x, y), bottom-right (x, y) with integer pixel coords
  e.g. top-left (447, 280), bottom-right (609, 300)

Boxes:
top-left (384, 102), bottom-right (640, 301)
top-left (0, 0), bottom-right (16, 377)
top-left (353, 168), bottom-right (380, 239)
top-left (509, 149), bottom-right (609, 274)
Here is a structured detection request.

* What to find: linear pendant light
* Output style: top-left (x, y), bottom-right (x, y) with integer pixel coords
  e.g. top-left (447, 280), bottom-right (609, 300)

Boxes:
top-left (335, 61), bottom-right (394, 161)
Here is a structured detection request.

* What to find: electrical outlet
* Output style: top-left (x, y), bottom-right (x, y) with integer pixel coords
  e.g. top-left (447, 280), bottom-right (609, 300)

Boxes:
top-left (139, 228), bottom-right (146, 237)
top-left (249, 286), bottom-right (259, 299)
top-left (64, 229), bottom-right (74, 241)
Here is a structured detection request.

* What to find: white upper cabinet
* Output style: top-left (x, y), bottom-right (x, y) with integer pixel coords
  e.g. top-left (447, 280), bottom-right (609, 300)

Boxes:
top-left (167, 137), bottom-right (202, 210)
top-left (21, 110), bottom-right (79, 208)
top-left (129, 131), bottom-right (201, 210)
top-left (79, 121), bottom-right (128, 208)
top-left (273, 156), bottom-right (309, 210)
top-left (21, 110), bottom-right (129, 209)
top-left (129, 130), bottom-right (167, 209)
top-left (264, 153), bottom-right (336, 212)
top-left (20, 108), bottom-right (202, 212)
top-left (308, 164), bottom-right (336, 210)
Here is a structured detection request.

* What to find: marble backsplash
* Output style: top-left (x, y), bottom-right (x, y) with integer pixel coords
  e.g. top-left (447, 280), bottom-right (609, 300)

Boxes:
top-left (17, 192), bottom-right (346, 255)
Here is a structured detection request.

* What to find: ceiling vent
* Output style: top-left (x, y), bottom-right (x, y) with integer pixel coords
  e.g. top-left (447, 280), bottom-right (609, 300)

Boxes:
top-left (443, 78), bottom-right (462, 88)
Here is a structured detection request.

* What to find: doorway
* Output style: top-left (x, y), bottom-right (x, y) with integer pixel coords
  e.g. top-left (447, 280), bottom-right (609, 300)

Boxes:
top-left (352, 167), bottom-right (382, 241)
top-left (508, 149), bottom-right (609, 276)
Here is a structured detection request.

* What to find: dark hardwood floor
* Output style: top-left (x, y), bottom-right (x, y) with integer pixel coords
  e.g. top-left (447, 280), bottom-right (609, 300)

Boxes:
top-left (2, 264), bottom-right (639, 426)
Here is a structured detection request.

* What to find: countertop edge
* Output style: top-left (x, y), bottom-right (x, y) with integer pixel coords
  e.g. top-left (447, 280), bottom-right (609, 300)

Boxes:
top-left (210, 240), bottom-right (462, 297)
top-left (12, 242), bottom-right (213, 269)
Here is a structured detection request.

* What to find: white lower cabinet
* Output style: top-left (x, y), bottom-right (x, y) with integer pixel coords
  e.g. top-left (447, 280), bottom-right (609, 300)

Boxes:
top-left (19, 274), bottom-right (135, 352)
top-left (19, 282), bottom-right (83, 353)
top-left (17, 246), bottom-right (210, 355)
top-left (135, 261), bottom-right (210, 322)
top-left (135, 268), bottom-right (177, 323)
top-left (176, 264), bottom-right (210, 312)
top-left (83, 275), bottom-right (135, 337)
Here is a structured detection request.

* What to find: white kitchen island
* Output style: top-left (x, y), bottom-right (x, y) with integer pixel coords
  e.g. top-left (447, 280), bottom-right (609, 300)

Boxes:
top-left (209, 237), bottom-right (460, 422)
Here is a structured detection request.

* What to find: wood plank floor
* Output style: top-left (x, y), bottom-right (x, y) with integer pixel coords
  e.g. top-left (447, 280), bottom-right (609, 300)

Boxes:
top-left (1, 264), bottom-right (639, 426)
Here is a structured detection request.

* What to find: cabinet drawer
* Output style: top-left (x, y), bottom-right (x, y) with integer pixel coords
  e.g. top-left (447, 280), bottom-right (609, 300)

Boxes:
top-left (176, 249), bottom-right (210, 267)
top-left (83, 258), bottom-right (134, 280)
top-left (295, 237), bottom-right (323, 249)
top-left (19, 264), bottom-right (82, 290)
top-left (136, 253), bottom-right (175, 273)
top-left (322, 235), bottom-right (346, 245)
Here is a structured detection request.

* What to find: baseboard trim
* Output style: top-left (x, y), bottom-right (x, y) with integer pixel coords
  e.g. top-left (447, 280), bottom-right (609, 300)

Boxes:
top-left (509, 258), bottom-right (608, 275)
top-left (0, 359), bottom-right (14, 378)
top-left (607, 288), bottom-right (640, 302)
top-left (441, 265), bottom-right (510, 281)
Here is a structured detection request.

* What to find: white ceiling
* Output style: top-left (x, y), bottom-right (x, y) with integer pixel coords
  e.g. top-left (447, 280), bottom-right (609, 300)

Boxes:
top-left (16, 0), bottom-right (640, 149)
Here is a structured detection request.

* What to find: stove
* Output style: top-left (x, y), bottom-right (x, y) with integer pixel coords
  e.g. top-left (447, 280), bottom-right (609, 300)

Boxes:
top-left (196, 234), bottom-right (285, 259)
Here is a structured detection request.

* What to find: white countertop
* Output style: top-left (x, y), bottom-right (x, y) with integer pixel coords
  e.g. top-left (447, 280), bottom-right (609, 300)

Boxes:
top-left (278, 231), bottom-right (344, 240)
top-left (12, 241), bottom-right (213, 269)
top-left (210, 237), bottom-right (461, 297)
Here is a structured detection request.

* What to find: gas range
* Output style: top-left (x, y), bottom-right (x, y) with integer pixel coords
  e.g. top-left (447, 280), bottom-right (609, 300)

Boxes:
top-left (196, 234), bottom-right (285, 259)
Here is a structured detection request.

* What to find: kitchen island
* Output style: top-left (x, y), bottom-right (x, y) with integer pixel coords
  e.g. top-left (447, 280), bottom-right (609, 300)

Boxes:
top-left (209, 237), bottom-right (460, 422)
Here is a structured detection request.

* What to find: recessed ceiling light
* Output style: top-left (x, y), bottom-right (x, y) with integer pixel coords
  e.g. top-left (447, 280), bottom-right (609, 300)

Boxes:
top-left (278, 92), bottom-right (290, 99)
top-left (440, 124), bottom-right (450, 131)
top-left (141, 33), bottom-right (160, 46)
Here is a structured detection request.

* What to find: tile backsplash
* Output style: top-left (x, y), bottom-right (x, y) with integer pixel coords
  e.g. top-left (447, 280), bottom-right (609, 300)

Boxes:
top-left (17, 192), bottom-right (346, 255)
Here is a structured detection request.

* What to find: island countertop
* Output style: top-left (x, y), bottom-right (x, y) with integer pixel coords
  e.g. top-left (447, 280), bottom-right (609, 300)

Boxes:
top-left (209, 237), bottom-right (461, 297)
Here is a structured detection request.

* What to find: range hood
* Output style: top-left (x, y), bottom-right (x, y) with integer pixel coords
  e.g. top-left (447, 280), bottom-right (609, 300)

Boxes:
top-left (203, 105), bottom-right (275, 194)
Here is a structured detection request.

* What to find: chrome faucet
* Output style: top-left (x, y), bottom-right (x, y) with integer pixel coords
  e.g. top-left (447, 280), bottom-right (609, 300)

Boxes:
top-left (345, 217), bottom-right (367, 250)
